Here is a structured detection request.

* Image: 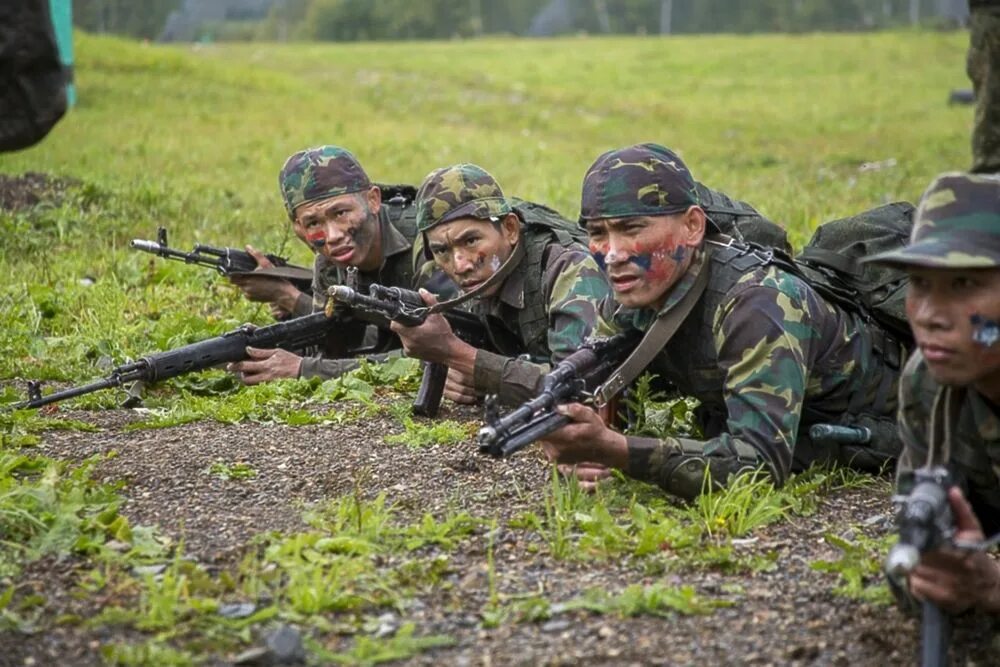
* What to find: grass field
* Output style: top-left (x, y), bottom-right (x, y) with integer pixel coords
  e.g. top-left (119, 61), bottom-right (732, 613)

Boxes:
top-left (0, 29), bottom-right (986, 666)
top-left (0, 29), bottom-right (972, 380)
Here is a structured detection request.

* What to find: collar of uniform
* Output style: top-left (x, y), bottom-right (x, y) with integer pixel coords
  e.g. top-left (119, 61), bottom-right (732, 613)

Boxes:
top-left (378, 206), bottom-right (412, 263)
top-left (969, 387), bottom-right (1000, 442)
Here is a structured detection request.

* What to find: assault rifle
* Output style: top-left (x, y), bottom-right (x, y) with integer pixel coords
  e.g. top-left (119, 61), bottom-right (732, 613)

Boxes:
top-left (476, 331), bottom-right (642, 459)
top-left (131, 227), bottom-right (313, 291)
top-left (885, 466), bottom-right (954, 667)
top-left (327, 284), bottom-right (508, 417)
top-left (12, 284), bottom-right (497, 417)
top-left (11, 311), bottom-right (332, 411)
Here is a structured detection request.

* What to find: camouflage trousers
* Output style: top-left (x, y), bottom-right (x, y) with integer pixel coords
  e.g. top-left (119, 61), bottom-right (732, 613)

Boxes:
top-left (968, 7), bottom-right (1000, 173)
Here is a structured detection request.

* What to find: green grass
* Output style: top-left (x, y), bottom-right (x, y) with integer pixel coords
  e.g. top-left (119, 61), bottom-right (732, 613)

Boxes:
top-left (0, 28), bottom-right (962, 661)
top-left (0, 29), bottom-right (971, 392)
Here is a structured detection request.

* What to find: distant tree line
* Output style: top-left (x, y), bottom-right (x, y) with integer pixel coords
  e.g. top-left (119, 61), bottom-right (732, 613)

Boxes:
top-left (73, 0), bottom-right (182, 40)
top-left (72, 0), bottom-right (969, 42)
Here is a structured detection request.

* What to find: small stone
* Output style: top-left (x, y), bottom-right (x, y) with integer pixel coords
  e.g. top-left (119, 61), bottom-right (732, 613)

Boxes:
top-left (597, 625), bottom-right (614, 639)
top-left (541, 619), bottom-right (571, 633)
top-left (232, 647), bottom-right (269, 665)
top-left (374, 612), bottom-right (398, 639)
top-left (219, 602), bottom-right (256, 619)
top-left (265, 624), bottom-right (305, 664)
top-left (131, 564), bottom-right (167, 577)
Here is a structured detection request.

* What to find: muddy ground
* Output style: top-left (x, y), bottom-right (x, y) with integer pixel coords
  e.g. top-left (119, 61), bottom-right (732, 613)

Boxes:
top-left (1, 396), bottom-right (998, 667)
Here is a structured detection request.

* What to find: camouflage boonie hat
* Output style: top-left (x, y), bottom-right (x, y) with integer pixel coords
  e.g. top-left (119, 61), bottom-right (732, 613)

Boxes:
top-left (279, 145), bottom-right (372, 220)
top-left (865, 172), bottom-right (1000, 268)
top-left (579, 143), bottom-right (700, 222)
top-left (415, 163), bottom-right (512, 232)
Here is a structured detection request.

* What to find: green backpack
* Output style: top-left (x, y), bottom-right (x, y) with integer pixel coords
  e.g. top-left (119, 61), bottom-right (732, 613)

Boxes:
top-left (793, 201), bottom-right (915, 346)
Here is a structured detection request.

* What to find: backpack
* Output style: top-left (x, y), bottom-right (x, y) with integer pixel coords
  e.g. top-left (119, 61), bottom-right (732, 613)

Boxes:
top-left (0, 0), bottom-right (67, 152)
top-left (696, 183), bottom-right (793, 255)
top-left (793, 201), bottom-right (915, 346)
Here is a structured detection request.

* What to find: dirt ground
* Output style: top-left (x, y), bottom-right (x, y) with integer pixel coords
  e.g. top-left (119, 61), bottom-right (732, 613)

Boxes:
top-left (2, 172), bottom-right (997, 664)
top-left (2, 398), bottom-right (998, 667)
top-left (0, 172), bottom-right (78, 212)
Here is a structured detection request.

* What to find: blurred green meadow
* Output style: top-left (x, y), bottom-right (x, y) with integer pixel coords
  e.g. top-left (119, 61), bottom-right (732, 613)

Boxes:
top-left (0, 29), bottom-right (972, 385)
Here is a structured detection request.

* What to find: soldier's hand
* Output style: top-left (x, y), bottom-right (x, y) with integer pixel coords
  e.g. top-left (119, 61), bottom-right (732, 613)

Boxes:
top-left (226, 347), bottom-right (302, 385)
top-left (231, 273), bottom-right (297, 304)
top-left (391, 289), bottom-right (463, 364)
top-left (245, 245), bottom-right (275, 269)
top-left (444, 368), bottom-right (479, 404)
top-left (538, 403), bottom-right (628, 469)
top-left (909, 487), bottom-right (1000, 614)
top-left (557, 462), bottom-right (613, 493)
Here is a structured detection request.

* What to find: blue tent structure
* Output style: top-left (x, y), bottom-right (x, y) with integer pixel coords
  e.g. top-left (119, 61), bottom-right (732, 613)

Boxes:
top-left (49, 0), bottom-right (75, 106)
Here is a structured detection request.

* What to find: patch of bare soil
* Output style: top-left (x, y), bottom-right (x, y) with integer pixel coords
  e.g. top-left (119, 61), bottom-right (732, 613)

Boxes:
top-left (0, 171), bottom-right (79, 212)
top-left (1, 401), bottom-right (998, 667)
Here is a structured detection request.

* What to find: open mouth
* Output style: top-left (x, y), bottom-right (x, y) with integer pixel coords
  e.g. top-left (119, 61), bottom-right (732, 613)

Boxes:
top-left (330, 246), bottom-right (355, 262)
top-left (460, 280), bottom-right (483, 291)
top-left (609, 274), bottom-right (641, 292)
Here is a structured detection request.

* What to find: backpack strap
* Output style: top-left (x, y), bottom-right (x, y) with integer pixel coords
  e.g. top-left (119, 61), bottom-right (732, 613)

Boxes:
top-left (593, 249), bottom-right (712, 407)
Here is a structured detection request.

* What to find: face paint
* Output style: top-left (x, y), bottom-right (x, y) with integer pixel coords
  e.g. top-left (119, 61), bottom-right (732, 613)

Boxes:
top-left (971, 314), bottom-right (1000, 347)
top-left (489, 254), bottom-right (501, 272)
top-left (305, 229), bottom-right (326, 249)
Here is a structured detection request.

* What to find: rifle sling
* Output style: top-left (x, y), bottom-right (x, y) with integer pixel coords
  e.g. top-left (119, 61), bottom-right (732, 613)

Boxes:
top-left (593, 249), bottom-right (711, 407)
top-left (426, 241), bottom-right (526, 314)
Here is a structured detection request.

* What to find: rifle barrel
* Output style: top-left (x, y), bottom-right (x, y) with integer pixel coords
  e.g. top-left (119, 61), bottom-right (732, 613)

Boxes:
top-left (11, 375), bottom-right (126, 410)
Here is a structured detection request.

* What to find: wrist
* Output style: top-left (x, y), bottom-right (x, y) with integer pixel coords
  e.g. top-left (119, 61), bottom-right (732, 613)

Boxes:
top-left (277, 285), bottom-right (303, 312)
top-left (598, 429), bottom-right (629, 470)
top-left (445, 337), bottom-right (478, 375)
top-left (977, 559), bottom-right (1000, 614)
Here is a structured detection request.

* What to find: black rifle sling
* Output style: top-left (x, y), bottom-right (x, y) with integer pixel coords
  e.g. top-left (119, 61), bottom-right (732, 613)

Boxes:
top-left (593, 248), bottom-right (711, 407)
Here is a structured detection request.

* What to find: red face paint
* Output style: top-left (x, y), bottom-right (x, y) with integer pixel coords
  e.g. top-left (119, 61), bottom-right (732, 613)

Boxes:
top-left (305, 229), bottom-right (326, 249)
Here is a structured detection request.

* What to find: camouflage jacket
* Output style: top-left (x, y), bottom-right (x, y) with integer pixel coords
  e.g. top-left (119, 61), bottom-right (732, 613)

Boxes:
top-left (896, 350), bottom-right (1000, 536)
top-left (298, 201), bottom-right (450, 380)
top-left (607, 239), bottom-right (902, 499)
top-left (471, 217), bottom-right (612, 405)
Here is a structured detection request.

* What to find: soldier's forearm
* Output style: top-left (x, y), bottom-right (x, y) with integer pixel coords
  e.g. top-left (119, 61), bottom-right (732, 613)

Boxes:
top-left (625, 434), bottom-right (771, 501)
top-left (473, 351), bottom-right (549, 405)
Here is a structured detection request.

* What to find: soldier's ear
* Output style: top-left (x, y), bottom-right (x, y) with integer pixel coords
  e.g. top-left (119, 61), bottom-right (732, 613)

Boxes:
top-left (365, 186), bottom-right (382, 215)
top-left (681, 206), bottom-right (706, 246)
top-left (500, 213), bottom-right (521, 246)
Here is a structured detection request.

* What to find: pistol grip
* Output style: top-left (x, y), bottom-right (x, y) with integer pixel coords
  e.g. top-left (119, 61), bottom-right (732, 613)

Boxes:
top-left (411, 361), bottom-right (448, 418)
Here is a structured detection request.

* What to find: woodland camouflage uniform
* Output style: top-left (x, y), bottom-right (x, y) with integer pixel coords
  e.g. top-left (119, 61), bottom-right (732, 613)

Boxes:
top-left (278, 145), bottom-right (453, 380)
top-left (585, 143), bottom-right (903, 500)
top-left (867, 172), bottom-right (1000, 536)
top-left (415, 164), bottom-right (612, 404)
top-left (969, 0), bottom-right (1000, 173)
